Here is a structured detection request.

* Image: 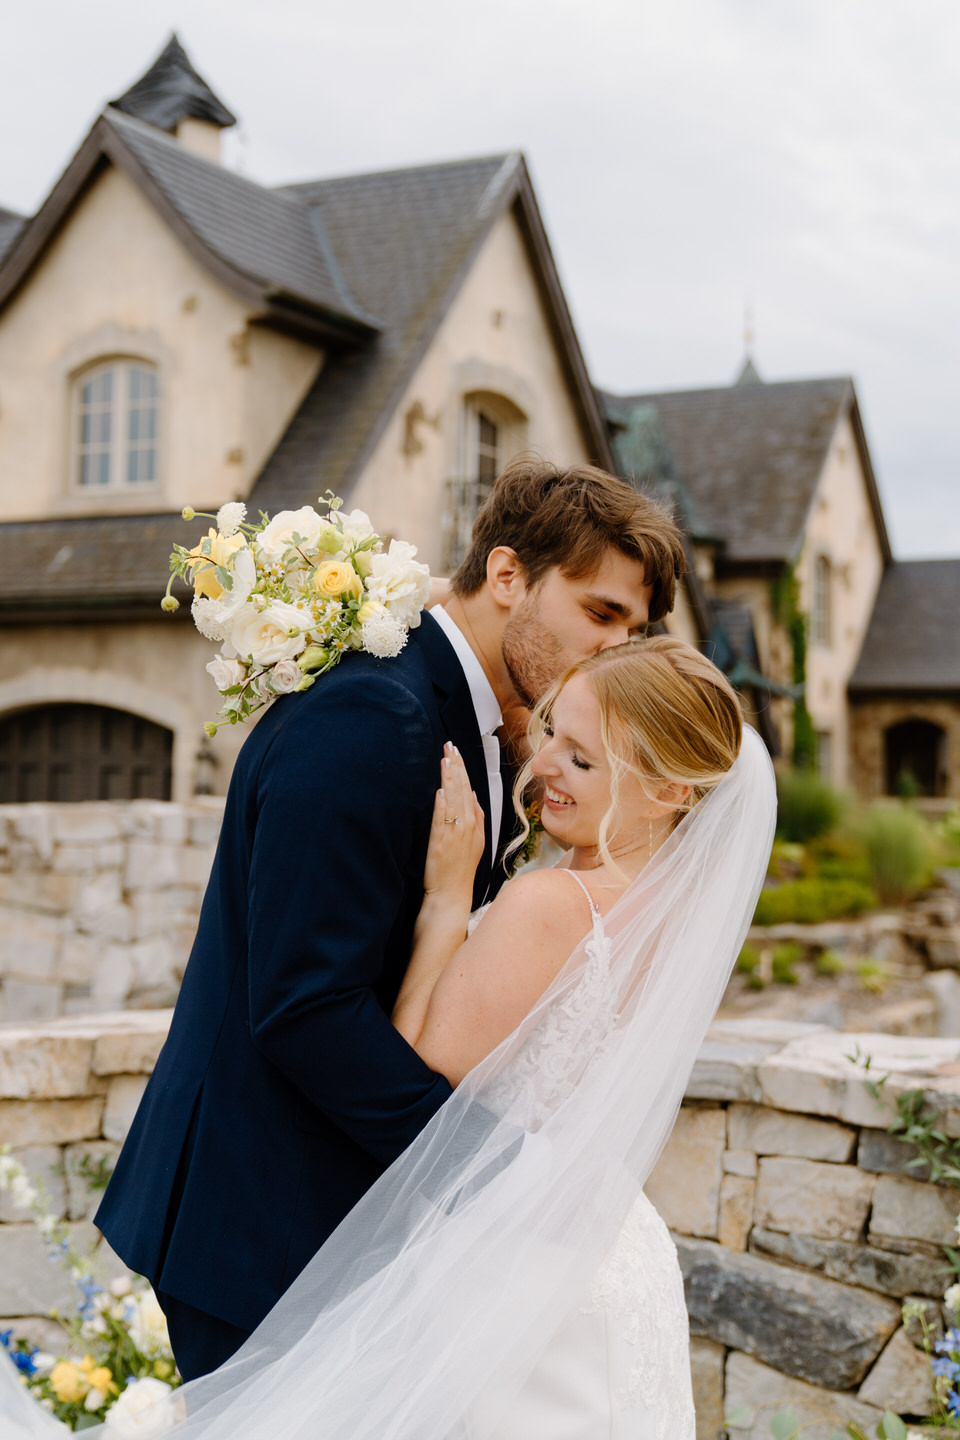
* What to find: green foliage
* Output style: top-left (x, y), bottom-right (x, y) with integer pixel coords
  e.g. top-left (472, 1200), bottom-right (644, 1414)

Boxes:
top-left (737, 943), bottom-right (761, 974)
top-left (770, 565), bottom-right (815, 770)
top-left (855, 957), bottom-right (890, 994)
top-left (858, 805), bottom-right (936, 905)
top-left (810, 829), bottom-right (874, 886)
top-left (771, 942), bottom-right (803, 985)
top-left (754, 877), bottom-right (875, 926)
top-left (938, 807), bottom-right (960, 865)
top-left (816, 948), bottom-right (846, 975)
top-left (849, 1048), bottom-right (960, 1187)
top-left (69, 1151), bottom-right (115, 1194)
top-left (776, 768), bottom-right (844, 844)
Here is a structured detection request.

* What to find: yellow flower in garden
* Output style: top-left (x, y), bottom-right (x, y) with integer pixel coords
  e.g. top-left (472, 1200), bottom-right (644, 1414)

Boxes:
top-left (50, 1361), bottom-right (88, 1402)
top-left (187, 529), bottom-right (245, 600)
top-left (313, 560), bottom-right (362, 601)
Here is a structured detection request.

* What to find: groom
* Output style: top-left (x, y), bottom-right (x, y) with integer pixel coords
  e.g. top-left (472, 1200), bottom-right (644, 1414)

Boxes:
top-left (96, 458), bottom-right (684, 1381)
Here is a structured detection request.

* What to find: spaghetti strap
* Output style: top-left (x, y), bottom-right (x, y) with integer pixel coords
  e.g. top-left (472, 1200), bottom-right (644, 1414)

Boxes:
top-left (559, 867), bottom-right (602, 920)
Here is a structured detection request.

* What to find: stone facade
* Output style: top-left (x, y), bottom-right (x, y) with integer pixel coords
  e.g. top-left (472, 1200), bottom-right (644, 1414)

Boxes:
top-left (0, 800), bottom-right (223, 1023)
top-left (1, 1014), bottom-right (957, 1433)
top-left (850, 694), bottom-right (960, 801)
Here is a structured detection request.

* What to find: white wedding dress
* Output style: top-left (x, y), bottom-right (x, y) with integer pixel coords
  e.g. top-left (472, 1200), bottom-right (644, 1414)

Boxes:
top-left (463, 871), bottom-right (696, 1440)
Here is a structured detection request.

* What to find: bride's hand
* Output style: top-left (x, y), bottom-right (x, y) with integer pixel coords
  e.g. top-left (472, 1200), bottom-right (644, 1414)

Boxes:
top-left (423, 743), bottom-right (485, 904)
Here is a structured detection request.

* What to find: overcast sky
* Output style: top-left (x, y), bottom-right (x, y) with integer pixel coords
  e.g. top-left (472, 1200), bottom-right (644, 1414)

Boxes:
top-left (2, 0), bottom-right (957, 557)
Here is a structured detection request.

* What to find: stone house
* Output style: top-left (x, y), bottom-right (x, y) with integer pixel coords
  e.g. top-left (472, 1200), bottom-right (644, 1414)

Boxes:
top-left (0, 36), bottom-right (620, 802)
top-left (605, 363), bottom-right (927, 794)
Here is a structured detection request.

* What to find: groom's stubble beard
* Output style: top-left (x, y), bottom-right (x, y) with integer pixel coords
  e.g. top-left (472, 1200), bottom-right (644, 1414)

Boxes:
top-left (501, 598), bottom-right (567, 710)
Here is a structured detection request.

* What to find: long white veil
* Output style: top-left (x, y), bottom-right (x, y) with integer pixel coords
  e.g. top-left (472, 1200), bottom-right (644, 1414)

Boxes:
top-left (1, 727), bottom-right (776, 1440)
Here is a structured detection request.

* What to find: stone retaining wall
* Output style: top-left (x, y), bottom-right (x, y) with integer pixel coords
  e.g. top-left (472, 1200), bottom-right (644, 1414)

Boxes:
top-left (1, 1014), bottom-right (958, 1435)
top-left (0, 801), bottom-right (223, 1023)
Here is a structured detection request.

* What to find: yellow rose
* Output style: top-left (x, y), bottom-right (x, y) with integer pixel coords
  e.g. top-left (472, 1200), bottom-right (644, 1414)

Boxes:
top-left (50, 1361), bottom-right (88, 1403)
top-left (86, 1365), bottom-right (115, 1393)
top-left (188, 529), bottom-right (245, 600)
top-left (356, 599), bottom-right (387, 624)
top-left (313, 560), bottom-right (362, 601)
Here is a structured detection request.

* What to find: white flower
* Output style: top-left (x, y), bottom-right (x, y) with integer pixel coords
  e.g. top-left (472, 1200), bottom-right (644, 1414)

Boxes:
top-left (205, 655), bottom-right (246, 692)
top-left (229, 602), bottom-right (310, 667)
top-left (9, 1173), bottom-right (37, 1210)
top-left (31, 1352), bottom-right (55, 1377)
top-left (190, 546), bottom-right (256, 640)
top-left (257, 507), bottom-right (333, 568)
top-left (0, 1154), bottom-right (19, 1186)
top-left (82, 1315), bottom-right (108, 1337)
top-left (104, 1377), bottom-right (176, 1438)
top-left (269, 658), bottom-right (303, 695)
top-left (361, 612), bottom-right (408, 659)
top-left (129, 1290), bottom-right (172, 1358)
top-left (37, 1211), bottom-right (58, 1239)
top-left (945, 1282), bottom-right (960, 1313)
top-left (110, 1275), bottom-right (134, 1299)
top-left (364, 540), bottom-right (431, 628)
top-left (215, 501), bottom-right (247, 538)
top-left (338, 507), bottom-right (376, 550)
top-left (86, 1387), bottom-right (107, 1411)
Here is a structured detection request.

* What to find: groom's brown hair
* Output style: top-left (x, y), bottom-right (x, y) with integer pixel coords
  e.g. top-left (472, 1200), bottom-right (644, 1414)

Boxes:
top-left (449, 457), bottom-right (685, 624)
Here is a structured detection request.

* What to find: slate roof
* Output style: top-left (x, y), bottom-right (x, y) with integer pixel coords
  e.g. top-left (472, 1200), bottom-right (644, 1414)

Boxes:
top-left (111, 34), bottom-right (237, 133)
top-left (849, 560), bottom-right (960, 693)
top-left (603, 377), bottom-right (890, 565)
top-left (0, 205), bottom-right (24, 264)
top-left (251, 154), bottom-right (521, 510)
top-left (0, 513), bottom-right (193, 617)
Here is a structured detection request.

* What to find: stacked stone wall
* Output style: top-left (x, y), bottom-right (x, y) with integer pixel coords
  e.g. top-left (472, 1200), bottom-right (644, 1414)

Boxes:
top-left (1, 1014), bottom-right (958, 1434)
top-left (0, 801), bottom-right (223, 1023)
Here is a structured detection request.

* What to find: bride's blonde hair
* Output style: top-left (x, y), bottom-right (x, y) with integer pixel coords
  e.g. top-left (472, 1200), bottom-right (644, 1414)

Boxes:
top-left (511, 636), bottom-right (743, 869)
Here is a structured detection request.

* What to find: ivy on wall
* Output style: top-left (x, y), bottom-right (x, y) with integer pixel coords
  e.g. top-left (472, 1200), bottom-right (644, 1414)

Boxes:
top-left (771, 564), bottom-right (816, 769)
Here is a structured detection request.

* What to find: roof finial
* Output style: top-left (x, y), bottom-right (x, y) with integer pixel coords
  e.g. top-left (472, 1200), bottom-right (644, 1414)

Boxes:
top-left (734, 292), bottom-right (762, 386)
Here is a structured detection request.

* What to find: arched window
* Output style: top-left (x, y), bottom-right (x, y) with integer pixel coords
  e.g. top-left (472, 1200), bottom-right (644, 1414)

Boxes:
top-left (884, 718), bottom-right (947, 798)
top-left (0, 705), bottom-right (172, 802)
top-left (72, 360), bottom-right (160, 492)
top-left (811, 554), bottom-right (832, 646)
top-left (443, 393), bottom-right (528, 569)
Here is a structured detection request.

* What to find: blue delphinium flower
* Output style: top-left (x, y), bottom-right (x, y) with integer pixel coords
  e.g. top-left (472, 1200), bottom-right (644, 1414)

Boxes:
top-left (933, 1355), bottom-right (960, 1379)
top-left (948, 1388), bottom-right (960, 1418)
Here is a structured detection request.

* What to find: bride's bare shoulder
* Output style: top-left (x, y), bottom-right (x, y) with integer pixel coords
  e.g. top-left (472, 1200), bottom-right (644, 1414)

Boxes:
top-left (487, 867), bottom-right (590, 932)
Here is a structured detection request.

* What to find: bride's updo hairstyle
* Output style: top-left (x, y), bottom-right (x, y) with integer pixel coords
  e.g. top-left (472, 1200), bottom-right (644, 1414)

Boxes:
top-left (513, 636), bottom-right (743, 867)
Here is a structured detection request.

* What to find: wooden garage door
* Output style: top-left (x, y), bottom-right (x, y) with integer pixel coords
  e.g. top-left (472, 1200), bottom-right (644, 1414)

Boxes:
top-left (0, 705), bottom-right (172, 802)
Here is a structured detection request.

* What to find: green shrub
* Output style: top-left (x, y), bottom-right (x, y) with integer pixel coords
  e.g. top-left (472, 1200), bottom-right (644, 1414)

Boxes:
top-left (776, 769), bottom-right (844, 844)
top-left (754, 877), bottom-right (875, 926)
top-left (737, 943), bottom-right (760, 974)
top-left (856, 957), bottom-right (890, 993)
top-left (771, 942), bottom-right (802, 985)
top-left (815, 948), bottom-right (846, 976)
top-left (809, 830), bottom-right (873, 886)
top-left (938, 807), bottom-right (960, 864)
top-left (858, 805), bottom-right (936, 905)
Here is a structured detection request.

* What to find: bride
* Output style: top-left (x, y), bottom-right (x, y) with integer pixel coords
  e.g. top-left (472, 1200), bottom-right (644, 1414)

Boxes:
top-left (1, 635), bottom-right (775, 1440)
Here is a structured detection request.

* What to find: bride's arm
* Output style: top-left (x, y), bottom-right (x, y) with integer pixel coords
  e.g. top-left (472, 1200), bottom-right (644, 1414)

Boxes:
top-left (393, 750), bottom-right (587, 1084)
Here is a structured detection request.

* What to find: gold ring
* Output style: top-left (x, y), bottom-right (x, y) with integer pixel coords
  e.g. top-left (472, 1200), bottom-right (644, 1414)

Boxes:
top-left (444, 815), bottom-right (461, 826)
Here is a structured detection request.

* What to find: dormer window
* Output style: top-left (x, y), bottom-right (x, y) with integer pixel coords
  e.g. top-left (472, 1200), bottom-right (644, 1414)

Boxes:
top-left (72, 360), bottom-right (159, 492)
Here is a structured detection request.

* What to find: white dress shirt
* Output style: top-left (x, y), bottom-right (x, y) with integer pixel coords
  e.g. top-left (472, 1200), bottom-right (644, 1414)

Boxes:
top-left (431, 606), bottom-right (503, 861)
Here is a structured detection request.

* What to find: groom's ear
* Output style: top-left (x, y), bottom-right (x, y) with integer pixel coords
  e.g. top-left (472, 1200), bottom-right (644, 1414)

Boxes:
top-left (485, 547), bottom-right (528, 609)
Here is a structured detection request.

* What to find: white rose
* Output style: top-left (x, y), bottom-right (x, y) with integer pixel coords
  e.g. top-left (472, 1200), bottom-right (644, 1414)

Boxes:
top-left (364, 540), bottom-right (431, 628)
top-left (338, 507), bottom-right (375, 550)
top-left (270, 658), bottom-right (303, 694)
top-left (105, 1377), bottom-right (176, 1439)
top-left (228, 602), bottom-right (310, 667)
top-left (256, 507), bottom-right (332, 568)
top-left (110, 1275), bottom-right (134, 1298)
top-left (205, 655), bottom-right (246, 692)
top-left (129, 1290), bottom-right (172, 1358)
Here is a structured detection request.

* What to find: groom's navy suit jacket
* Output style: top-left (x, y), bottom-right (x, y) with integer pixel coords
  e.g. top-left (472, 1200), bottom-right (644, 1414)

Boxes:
top-left (96, 614), bottom-right (516, 1334)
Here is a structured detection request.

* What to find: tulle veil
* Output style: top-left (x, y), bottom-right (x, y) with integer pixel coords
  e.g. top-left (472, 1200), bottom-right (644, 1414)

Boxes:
top-left (1, 727), bottom-right (776, 1440)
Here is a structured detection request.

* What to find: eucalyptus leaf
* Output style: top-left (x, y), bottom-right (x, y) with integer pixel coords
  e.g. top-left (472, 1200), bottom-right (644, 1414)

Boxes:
top-left (770, 1408), bottom-right (799, 1440)
top-left (877, 1412), bottom-right (907, 1440)
top-left (725, 1405), bottom-right (752, 1426)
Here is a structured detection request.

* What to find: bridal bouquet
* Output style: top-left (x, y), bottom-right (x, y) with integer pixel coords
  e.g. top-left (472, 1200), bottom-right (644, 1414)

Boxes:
top-left (163, 494), bottom-right (431, 734)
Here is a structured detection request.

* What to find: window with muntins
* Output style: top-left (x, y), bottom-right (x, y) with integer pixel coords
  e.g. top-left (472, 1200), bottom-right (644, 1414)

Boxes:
top-left (73, 361), bottom-right (159, 492)
top-left (811, 554), bottom-right (832, 646)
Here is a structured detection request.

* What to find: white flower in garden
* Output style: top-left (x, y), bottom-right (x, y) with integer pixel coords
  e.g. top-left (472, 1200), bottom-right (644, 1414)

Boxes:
top-left (9, 1172), bottom-right (38, 1210)
top-left (104, 1376), bottom-right (176, 1438)
top-left (361, 612), bottom-right (408, 659)
top-left (945, 1282), bottom-right (960, 1313)
top-left (31, 1352), bottom-right (55, 1376)
top-left (0, 1154), bottom-right (19, 1185)
top-left (205, 655), bottom-right (246, 692)
top-left (215, 501), bottom-right (247, 538)
top-left (229, 601), bottom-right (310, 667)
top-left (257, 507), bottom-right (333, 567)
top-left (129, 1289), bottom-right (173, 1358)
top-left (82, 1314), bottom-right (108, 1337)
top-left (110, 1275), bottom-right (134, 1298)
top-left (365, 540), bottom-right (430, 628)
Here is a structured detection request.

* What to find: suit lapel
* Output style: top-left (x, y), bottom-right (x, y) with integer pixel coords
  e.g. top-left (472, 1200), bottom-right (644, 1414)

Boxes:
top-left (417, 614), bottom-right (494, 908)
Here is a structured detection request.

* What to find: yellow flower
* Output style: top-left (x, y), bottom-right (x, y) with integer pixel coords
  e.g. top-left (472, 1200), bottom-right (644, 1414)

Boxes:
top-left (153, 1359), bottom-right (173, 1380)
top-left (50, 1361), bottom-right (88, 1403)
top-left (86, 1366), bottom-right (115, 1393)
top-left (313, 560), bottom-right (362, 601)
top-left (187, 529), bottom-right (245, 600)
